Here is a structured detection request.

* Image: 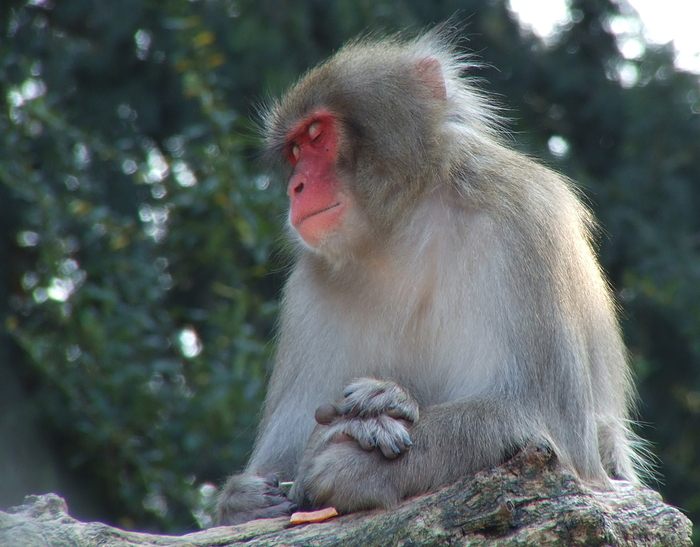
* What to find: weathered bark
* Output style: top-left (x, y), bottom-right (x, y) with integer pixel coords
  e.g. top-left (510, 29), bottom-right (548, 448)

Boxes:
top-left (2, 444), bottom-right (692, 547)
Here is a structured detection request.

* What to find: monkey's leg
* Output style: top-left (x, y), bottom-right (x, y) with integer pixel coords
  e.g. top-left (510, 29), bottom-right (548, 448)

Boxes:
top-left (292, 397), bottom-right (533, 513)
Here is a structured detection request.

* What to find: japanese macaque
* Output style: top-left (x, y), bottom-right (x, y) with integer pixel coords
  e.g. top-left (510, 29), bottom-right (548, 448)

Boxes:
top-left (215, 29), bottom-right (643, 525)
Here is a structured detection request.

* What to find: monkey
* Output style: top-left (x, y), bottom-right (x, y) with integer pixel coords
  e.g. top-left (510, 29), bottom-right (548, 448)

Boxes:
top-left (215, 28), bottom-right (644, 525)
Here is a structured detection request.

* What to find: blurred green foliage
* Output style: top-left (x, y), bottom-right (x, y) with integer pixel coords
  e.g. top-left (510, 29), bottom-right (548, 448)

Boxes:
top-left (1, 0), bottom-right (698, 536)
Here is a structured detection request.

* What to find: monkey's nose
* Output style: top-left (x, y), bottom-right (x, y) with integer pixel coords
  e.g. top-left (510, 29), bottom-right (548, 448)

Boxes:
top-left (288, 177), bottom-right (305, 197)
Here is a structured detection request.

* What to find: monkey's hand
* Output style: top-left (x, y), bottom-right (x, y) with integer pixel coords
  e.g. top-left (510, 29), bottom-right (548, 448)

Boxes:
top-left (314, 378), bottom-right (419, 459)
top-left (215, 474), bottom-right (296, 525)
top-left (342, 378), bottom-right (420, 422)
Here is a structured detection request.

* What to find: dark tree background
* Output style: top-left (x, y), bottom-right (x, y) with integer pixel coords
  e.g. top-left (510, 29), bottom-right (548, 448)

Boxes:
top-left (1, 0), bottom-right (698, 539)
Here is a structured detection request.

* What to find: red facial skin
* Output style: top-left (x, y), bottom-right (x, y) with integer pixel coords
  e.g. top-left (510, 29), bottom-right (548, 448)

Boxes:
top-left (285, 110), bottom-right (348, 248)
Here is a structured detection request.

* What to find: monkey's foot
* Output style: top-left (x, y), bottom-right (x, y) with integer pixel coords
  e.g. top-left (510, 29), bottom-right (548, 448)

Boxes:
top-left (216, 474), bottom-right (296, 525)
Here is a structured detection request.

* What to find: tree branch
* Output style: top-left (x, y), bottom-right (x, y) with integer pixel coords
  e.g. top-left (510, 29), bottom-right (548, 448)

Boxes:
top-left (2, 443), bottom-right (692, 546)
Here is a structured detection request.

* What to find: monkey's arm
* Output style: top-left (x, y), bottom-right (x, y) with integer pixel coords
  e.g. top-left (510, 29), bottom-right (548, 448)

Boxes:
top-left (215, 382), bottom-right (325, 525)
top-left (215, 421), bottom-right (305, 526)
top-left (291, 393), bottom-right (534, 513)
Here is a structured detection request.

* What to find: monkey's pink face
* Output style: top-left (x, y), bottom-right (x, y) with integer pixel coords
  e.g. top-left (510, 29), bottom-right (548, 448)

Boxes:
top-left (285, 110), bottom-right (350, 248)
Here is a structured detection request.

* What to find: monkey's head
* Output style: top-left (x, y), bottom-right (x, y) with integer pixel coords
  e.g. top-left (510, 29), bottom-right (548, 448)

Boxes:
top-left (262, 30), bottom-right (498, 262)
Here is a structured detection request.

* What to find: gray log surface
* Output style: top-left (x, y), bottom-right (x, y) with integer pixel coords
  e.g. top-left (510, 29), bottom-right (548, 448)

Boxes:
top-left (1, 444), bottom-right (692, 547)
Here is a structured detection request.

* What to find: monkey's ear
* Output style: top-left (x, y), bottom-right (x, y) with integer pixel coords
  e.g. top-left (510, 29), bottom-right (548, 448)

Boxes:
top-left (414, 57), bottom-right (447, 101)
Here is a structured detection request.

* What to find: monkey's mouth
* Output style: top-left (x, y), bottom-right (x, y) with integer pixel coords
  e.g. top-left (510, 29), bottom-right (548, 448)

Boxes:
top-left (291, 201), bottom-right (347, 247)
top-left (296, 202), bottom-right (343, 225)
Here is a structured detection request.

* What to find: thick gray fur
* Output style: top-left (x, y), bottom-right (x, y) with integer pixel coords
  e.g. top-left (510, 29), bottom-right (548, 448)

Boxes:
top-left (216, 28), bottom-right (644, 525)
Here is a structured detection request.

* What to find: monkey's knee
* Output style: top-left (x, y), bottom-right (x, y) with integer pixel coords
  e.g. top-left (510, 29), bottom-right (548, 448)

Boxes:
top-left (295, 442), bottom-right (401, 513)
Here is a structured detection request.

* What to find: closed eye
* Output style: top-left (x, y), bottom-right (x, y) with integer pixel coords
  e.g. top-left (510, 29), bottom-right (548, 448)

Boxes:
top-left (308, 121), bottom-right (322, 141)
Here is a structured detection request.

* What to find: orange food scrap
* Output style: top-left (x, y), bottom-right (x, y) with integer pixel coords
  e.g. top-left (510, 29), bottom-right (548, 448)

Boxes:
top-left (289, 506), bottom-right (339, 524)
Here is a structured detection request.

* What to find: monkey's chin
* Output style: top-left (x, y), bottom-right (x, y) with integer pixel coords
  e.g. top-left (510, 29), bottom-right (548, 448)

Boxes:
top-left (292, 202), bottom-right (347, 249)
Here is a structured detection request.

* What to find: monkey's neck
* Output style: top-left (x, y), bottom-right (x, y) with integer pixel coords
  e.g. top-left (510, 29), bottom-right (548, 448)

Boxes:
top-left (306, 192), bottom-right (459, 307)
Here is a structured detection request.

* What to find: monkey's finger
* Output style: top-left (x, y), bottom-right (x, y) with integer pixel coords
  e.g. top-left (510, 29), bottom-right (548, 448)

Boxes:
top-left (340, 403), bottom-right (361, 418)
top-left (342, 385), bottom-right (358, 398)
top-left (354, 433), bottom-right (376, 451)
top-left (262, 474), bottom-right (280, 488)
top-left (254, 500), bottom-right (297, 519)
top-left (328, 430), bottom-right (354, 443)
top-left (340, 420), bottom-right (376, 450)
top-left (377, 439), bottom-right (403, 459)
top-left (374, 417), bottom-right (411, 458)
top-left (315, 403), bottom-right (341, 425)
top-left (386, 404), bottom-right (418, 423)
top-left (265, 494), bottom-right (292, 506)
top-left (265, 486), bottom-right (285, 497)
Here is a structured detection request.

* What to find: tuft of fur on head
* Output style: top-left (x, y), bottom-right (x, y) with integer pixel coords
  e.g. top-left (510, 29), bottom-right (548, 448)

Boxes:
top-left (261, 26), bottom-right (506, 169)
